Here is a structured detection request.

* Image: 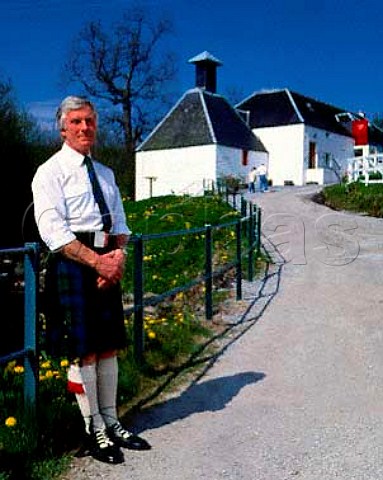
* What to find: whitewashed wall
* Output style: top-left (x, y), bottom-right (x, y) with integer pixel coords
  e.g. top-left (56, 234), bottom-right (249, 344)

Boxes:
top-left (136, 145), bottom-right (216, 200)
top-left (304, 125), bottom-right (355, 182)
top-left (253, 124), bottom-right (355, 186)
top-left (216, 145), bottom-right (268, 183)
top-left (136, 144), bottom-right (269, 200)
top-left (252, 124), bottom-right (305, 185)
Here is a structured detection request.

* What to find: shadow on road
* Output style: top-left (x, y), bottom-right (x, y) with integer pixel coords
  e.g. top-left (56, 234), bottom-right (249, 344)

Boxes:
top-left (130, 371), bottom-right (265, 433)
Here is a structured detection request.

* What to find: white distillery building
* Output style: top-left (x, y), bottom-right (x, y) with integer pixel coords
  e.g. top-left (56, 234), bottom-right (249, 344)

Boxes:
top-left (135, 51), bottom-right (268, 200)
top-left (236, 89), bottom-right (356, 186)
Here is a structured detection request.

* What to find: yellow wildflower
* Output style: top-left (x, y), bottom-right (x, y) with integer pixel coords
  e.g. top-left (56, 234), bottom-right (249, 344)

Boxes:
top-left (60, 359), bottom-right (69, 368)
top-left (41, 360), bottom-right (51, 369)
top-left (147, 331), bottom-right (156, 340)
top-left (5, 417), bottom-right (17, 427)
top-left (14, 365), bottom-right (24, 374)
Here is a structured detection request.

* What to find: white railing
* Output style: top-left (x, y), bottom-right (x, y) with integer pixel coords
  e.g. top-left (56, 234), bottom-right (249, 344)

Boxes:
top-left (347, 153), bottom-right (383, 185)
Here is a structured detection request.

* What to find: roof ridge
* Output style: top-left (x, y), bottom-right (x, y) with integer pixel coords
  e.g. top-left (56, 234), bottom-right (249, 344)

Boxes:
top-left (198, 90), bottom-right (216, 144)
top-left (285, 89), bottom-right (304, 123)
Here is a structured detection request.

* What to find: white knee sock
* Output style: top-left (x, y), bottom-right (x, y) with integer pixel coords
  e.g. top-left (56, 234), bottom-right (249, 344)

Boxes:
top-left (97, 356), bottom-right (119, 427)
top-left (80, 363), bottom-right (105, 432)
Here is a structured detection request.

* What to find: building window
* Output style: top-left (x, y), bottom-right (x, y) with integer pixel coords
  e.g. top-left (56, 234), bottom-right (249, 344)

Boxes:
top-left (242, 150), bottom-right (249, 166)
top-left (354, 148), bottom-right (363, 157)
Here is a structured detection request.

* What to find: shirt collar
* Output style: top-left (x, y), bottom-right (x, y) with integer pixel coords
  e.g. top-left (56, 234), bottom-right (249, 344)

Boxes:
top-left (62, 142), bottom-right (91, 166)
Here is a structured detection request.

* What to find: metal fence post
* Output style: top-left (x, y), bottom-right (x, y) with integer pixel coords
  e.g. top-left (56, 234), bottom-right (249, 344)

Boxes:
top-left (240, 196), bottom-right (247, 217)
top-left (133, 235), bottom-right (144, 365)
top-left (24, 242), bottom-right (39, 412)
top-left (255, 206), bottom-right (262, 257)
top-left (248, 203), bottom-right (254, 282)
top-left (204, 224), bottom-right (213, 320)
top-left (236, 220), bottom-right (242, 300)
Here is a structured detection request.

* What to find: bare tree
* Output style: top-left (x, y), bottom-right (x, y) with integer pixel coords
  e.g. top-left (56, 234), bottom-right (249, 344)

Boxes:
top-left (63, 5), bottom-right (178, 199)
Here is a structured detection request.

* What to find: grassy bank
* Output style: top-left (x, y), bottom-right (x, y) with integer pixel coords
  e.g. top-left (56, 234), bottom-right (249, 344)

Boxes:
top-left (320, 181), bottom-right (383, 217)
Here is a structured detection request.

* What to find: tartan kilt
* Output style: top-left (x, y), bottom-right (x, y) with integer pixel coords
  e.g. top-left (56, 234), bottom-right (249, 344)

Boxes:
top-left (42, 253), bottom-right (127, 360)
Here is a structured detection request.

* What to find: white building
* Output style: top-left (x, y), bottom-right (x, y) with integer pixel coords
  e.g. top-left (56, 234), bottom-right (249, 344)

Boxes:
top-left (236, 89), bottom-right (356, 186)
top-left (136, 52), bottom-right (268, 200)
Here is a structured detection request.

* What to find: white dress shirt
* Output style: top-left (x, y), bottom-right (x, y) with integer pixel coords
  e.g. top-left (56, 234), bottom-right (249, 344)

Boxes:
top-left (32, 142), bottom-right (131, 251)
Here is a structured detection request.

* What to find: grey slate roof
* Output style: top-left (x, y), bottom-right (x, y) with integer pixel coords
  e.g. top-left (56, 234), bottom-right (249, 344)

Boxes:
top-left (236, 89), bottom-right (354, 138)
top-left (188, 51), bottom-right (223, 66)
top-left (137, 88), bottom-right (267, 153)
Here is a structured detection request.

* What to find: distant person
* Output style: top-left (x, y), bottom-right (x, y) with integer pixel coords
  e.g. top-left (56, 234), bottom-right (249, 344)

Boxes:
top-left (257, 163), bottom-right (269, 192)
top-left (31, 96), bottom-right (150, 464)
top-left (247, 167), bottom-right (257, 193)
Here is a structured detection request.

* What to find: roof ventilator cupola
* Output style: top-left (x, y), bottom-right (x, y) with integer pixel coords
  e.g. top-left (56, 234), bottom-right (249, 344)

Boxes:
top-left (188, 51), bottom-right (222, 94)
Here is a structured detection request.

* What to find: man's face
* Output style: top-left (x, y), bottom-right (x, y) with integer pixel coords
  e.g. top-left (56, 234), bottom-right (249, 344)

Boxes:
top-left (61, 105), bottom-right (97, 155)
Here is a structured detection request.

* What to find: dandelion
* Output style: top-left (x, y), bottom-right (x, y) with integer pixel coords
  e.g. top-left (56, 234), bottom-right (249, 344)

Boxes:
top-left (60, 359), bottom-right (69, 368)
top-left (5, 417), bottom-right (17, 428)
top-left (147, 331), bottom-right (156, 339)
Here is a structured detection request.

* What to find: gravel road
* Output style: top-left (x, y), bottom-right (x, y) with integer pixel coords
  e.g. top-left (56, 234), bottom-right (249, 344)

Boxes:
top-left (63, 185), bottom-right (383, 480)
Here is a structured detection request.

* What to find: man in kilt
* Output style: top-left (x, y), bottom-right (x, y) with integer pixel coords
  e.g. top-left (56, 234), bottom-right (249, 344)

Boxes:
top-left (32, 96), bottom-right (150, 464)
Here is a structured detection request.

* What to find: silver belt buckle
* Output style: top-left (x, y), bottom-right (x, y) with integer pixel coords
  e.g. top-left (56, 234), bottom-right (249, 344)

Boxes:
top-left (94, 231), bottom-right (108, 247)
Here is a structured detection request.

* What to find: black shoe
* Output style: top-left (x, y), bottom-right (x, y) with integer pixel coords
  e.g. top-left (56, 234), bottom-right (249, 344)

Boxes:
top-left (88, 427), bottom-right (124, 464)
top-left (107, 422), bottom-right (151, 450)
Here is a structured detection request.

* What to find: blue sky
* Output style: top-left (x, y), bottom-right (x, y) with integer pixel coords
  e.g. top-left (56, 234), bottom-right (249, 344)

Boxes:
top-left (1, 0), bottom-right (383, 129)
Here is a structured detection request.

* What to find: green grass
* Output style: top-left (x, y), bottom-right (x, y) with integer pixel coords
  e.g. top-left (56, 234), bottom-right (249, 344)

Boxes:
top-left (0, 193), bottom-right (260, 480)
top-left (321, 181), bottom-right (383, 217)
top-left (122, 194), bottom-right (242, 294)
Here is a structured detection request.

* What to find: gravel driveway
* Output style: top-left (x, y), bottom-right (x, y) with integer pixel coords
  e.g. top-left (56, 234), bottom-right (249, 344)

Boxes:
top-left (63, 185), bottom-right (383, 480)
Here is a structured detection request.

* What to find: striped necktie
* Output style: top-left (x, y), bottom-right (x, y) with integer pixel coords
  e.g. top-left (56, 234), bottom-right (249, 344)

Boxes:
top-left (83, 155), bottom-right (112, 232)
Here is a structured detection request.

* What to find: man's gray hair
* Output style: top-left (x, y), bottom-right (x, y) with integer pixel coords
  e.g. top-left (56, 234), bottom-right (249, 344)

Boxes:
top-left (56, 96), bottom-right (97, 130)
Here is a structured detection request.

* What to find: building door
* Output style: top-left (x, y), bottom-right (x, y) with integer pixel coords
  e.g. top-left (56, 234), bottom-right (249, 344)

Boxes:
top-left (309, 142), bottom-right (316, 169)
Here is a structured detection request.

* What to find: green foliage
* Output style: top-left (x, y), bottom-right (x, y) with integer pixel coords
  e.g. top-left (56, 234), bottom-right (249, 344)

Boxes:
top-left (0, 78), bottom-right (37, 247)
top-left (122, 194), bottom-right (241, 294)
top-left (322, 182), bottom-right (383, 217)
top-left (0, 359), bottom-right (75, 480)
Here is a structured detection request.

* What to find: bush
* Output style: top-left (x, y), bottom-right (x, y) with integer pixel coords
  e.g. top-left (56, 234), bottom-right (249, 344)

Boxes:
top-left (321, 182), bottom-right (383, 217)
